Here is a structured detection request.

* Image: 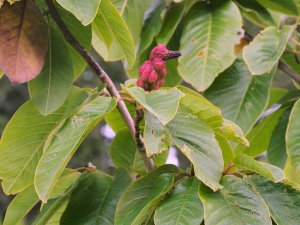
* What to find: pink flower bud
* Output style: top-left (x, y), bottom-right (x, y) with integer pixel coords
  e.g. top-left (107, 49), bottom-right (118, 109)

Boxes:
top-left (137, 78), bottom-right (144, 88)
top-left (152, 58), bottom-right (165, 70)
top-left (148, 70), bottom-right (158, 83)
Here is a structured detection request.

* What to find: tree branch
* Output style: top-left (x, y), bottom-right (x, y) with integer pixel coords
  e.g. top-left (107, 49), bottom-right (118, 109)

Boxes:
top-left (45, 0), bottom-right (154, 170)
top-left (278, 60), bottom-right (300, 83)
top-left (244, 31), bottom-right (300, 83)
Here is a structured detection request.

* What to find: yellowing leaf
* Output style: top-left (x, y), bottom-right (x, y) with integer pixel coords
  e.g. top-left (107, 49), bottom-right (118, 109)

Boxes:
top-left (0, 0), bottom-right (48, 83)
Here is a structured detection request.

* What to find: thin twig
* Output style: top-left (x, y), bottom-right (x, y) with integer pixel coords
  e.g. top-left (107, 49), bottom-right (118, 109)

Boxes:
top-left (244, 31), bottom-right (300, 83)
top-left (117, 97), bottom-right (136, 104)
top-left (278, 60), bottom-right (300, 83)
top-left (134, 107), bottom-right (155, 170)
top-left (45, 0), bottom-right (154, 170)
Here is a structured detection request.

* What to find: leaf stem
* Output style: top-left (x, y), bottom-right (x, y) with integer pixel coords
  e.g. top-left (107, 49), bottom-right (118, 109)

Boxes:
top-left (45, 0), bottom-right (154, 170)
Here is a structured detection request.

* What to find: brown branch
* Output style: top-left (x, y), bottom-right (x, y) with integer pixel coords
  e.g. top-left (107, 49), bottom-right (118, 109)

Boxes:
top-left (45, 0), bottom-right (154, 170)
top-left (244, 31), bottom-right (300, 83)
top-left (134, 107), bottom-right (155, 170)
top-left (278, 60), bottom-right (300, 83)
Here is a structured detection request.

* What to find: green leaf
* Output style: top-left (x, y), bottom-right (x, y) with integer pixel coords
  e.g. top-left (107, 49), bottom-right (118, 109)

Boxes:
top-left (205, 58), bottom-right (273, 134)
top-left (49, 170), bottom-right (80, 199)
top-left (35, 96), bottom-right (116, 202)
top-left (154, 177), bottom-right (204, 225)
top-left (156, 1), bottom-right (187, 45)
top-left (56, 0), bottom-right (101, 25)
top-left (199, 175), bottom-right (272, 225)
top-left (92, 0), bottom-right (136, 67)
top-left (115, 167), bottom-right (175, 225)
top-left (215, 133), bottom-right (235, 166)
top-left (256, 0), bottom-right (299, 16)
top-left (282, 53), bottom-right (300, 79)
top-left (29, 24), bottom-right (73, 115)
top-left (138, 2), bottom-right (165, 55)
top-left (220, 119), bottom-right (249, 146)
top-left (61, 169), bottom-right (131, 225)
top-left (110, 129), bottom-right (146, 174)
top-left (144, 111), bottom-right (172, 157)
top-left (123, 86), bottom-right (184, 125)
top-left (178, 1), bottom-right (243, 91)
top-left (234, 0), bottom-right (276, 27)
top-left (33, 198), bottom-right (69, 225)
top-left (286, 98), bottom-right (300, 171)
top-left (4, 170), bottom-right (79, 225)
top-left (248, 175), bottom-right (300, 225)
top-left (145, 105), bottom-right (224, 191)
top-left (105, 101), bottom-right (136, 132)
top-left (177, 85), bottom-right (223, 129)
top-left (234, 108), bottom-right (284, 157)
top-left (268, 108), bottom-right (291, 168)
top-left (58, 6), bottom-right (92, 80)
top-left (0, 88), bottom-right (89, 194)
top-left (32, 172), bottom-right (80, 225)
top-left (243, 26), bottom-right (295, 75)
top-left (118, 0), bottom-right (153, 45)
top-left (3, 185), bottom-right (39, 225)
top-left (233, 153), bottom-right (284, 182)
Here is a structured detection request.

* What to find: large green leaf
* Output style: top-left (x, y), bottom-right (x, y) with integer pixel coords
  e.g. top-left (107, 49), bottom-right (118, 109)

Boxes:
top-left (33, 197), bottom-right (70, 225)
top-left (144, 105), bottom-right (224, 191)
top-left (138, 2), bottom-right (165, 55)
top-left (156, 1), bottom-right (188, 45)
top-left (256, 0), bottom-right (299, 16)
top-left (58, 6), bottom-right (92, 80)
top-left (32, 172), bottom-right (80, 225)
top-left (144, 111), bottom-right (172, 157)
top-left (205, 58), bottom-right (273, 133)
top-left (267, 108), bottom-right (291, 168)
top-left (124, 86), bottom-right (184, 125)
top-left (56, 0), bottom-right (101, 25)
top-left (0, 88), bottom-right (89, 194)
top-left (92, 0), bottom-right (136, 67)
top-left (4, 170), bottom-right (79, 225)
top-left (105, 101), bottom-right (136, 132)
top-left (115, 166), bottom-right (176, 225)
top-left (248, 175), bottom-right (300, 225)
top-left (215, 133), bottom-right (235, 166)
top-left (234, 0), bottom-right (275, 27)
top-left (154, 177), bottom-right (203, 225)
top-left (177, 85), bottom-right (223, 129)
top-left (29, 24), bottom-right (73, 115)
top-left (199, 175), bottom-right (272, 225)
top-left (35, 95), bottom-right (116, 202)
top-left (219, 119), bottom-right (249, 146)
top-left (61, 169), bottom-right (131, 225)
top-left (243, 26), bottom-right (294, 75)
top-left (233, 154), bottom-right (284, 183)
top-left (110, 129), bottom-right (146, 174)
top-left (3, 185), bottom-right (39, 225)
top-left (178, 1), bottom-right (242, 91)
top-left (234, 108), bottom-right (284, 157)
top-left (286, 99), bottom-right (300, 171)
top-left (117, 0), bottom-right (153, 45)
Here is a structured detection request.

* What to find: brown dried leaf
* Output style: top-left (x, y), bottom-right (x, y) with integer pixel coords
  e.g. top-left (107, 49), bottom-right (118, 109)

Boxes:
top-left (0, 0), bottom-right (48, 83)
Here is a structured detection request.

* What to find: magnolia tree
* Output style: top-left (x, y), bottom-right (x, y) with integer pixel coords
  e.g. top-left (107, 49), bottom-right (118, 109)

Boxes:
top-left (0, 0), bottom-right (300, 224)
